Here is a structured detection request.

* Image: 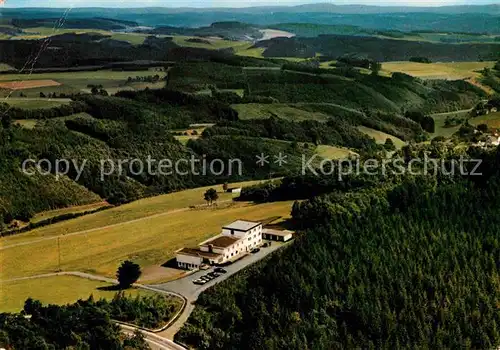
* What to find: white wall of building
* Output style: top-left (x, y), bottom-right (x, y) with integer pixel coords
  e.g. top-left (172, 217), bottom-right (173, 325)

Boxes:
top-left (176, 254), bottom-right (202, 270)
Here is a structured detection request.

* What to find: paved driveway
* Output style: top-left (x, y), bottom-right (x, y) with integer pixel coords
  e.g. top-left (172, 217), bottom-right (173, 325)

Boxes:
top-left (150, 241), bottom-right (288, 301)
top-left (151, 240), bottom-right (292, 339)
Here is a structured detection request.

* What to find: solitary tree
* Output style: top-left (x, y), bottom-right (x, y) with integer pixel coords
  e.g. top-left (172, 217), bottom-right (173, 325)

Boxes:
top-left (384, 138), bottom-right (396, 151)
top-left (204, 188), bottom-right (219, 206)
top-left (117, 260), bottom-right (142, 288)
top-left (222, 182), bottom-right (229, 192)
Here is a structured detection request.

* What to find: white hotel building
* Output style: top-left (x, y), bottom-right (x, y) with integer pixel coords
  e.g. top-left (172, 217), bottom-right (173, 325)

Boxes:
top-left (176, 220), bottom-right (263, 270)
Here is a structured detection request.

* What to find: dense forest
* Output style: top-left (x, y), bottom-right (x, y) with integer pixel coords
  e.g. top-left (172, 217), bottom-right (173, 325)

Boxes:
top-left (169, 61), bottom-right (486, 114)
top-left (177, 145), bottom-right (500, 349)
top-left (256, 35), bottom-right (500, 61)
top-left (0, 292), bottom-right (182, 349)
top-left (0, 54), bottom-right (486, 228)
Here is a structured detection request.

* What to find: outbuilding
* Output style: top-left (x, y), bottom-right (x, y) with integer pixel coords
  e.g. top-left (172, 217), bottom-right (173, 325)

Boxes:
top-left (262, 228), bottom-right (294, 242)
top-left (175, 247), bottom-right (223, 270)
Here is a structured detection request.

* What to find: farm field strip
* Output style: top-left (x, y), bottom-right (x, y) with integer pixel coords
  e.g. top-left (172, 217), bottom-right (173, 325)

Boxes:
top-left (469, 112), bottom-right (500, 129)
top-left (4, 97), bottom-right (71, 109)
top-left (0, 79), bottom-right (60, 90)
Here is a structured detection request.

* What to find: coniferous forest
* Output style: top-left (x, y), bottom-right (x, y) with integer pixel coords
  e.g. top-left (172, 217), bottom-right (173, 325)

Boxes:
top-left (177, 148), bottom-right (500, 349)
top-left (0, 5), bottom-right (499, 348)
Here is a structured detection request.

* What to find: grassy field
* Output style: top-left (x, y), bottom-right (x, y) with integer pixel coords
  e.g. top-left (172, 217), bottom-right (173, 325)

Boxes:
top-left (315, 145), bottom-right (356, 160)
top-left (0, 63), bottom-right (15, 71)
top-left (172, 36), bottom-right (248, 50)
top-left (430, 110), bottom-right (473, 138)
top-left (31, 202), bottom-right (110, 224)
top-left (0, 276), bottom-right (151, 313)
top-left (14, 27), bottom-right (149, 45)
top-left (236, 46), bottom-right (266, 58)
top-left (469, 112), bottom-right (500, 130)
top-left (14, 113), bottom-right (94, 129)
top-left (172, 126), bottom-right (207, 144)
top-left (233, 103), bottom-right (330, 122)
top-left (0, 200), bottom-right (292, 280)
top-left (357, 126), bottom-right (406, 148)
top-left (0, 70), bottom-right (167, 97)
top-left (4, 98), bottom-right (70, 109)
top-left (382, 61), bottom-right (495, 80)
top-left (219, 89), bottom-right (245, 97)
top-left (0, 180), bottom-right (266, 246)
top-left (13, 119), bottom-right (38, 129)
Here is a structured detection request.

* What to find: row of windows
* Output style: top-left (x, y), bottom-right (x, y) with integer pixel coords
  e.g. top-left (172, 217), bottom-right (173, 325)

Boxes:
top-left (178, 262), bottom-right (198, 269)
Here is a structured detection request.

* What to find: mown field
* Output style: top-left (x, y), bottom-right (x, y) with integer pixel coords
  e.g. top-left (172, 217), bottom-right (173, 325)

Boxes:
top-left (382, 61), bottom-right (495, 80)
top-left (357, 126), bottom-right (406, 148)
top-left (233, 103), bottom-right (330, 122)
top-left (0, 69), bottom-right (167, 97)
top-left (0, 276), bottom-right (151, 313)
top-left (172, 125), bottom-right (209, 144)
top-left (14, 112), bottom-right (94, 129)
top-left (4, 98), bottom-right (70, 109)
top-left (30, 201), bottom-right (110, 224)
top-left (0, 180), bottom-right (292, 285)
top-left (1, 180), bottom-right (264, 246)
top-left (469, 112), bottom-right (500, 129)
top-left (430, 109), bottom-right (473, 138)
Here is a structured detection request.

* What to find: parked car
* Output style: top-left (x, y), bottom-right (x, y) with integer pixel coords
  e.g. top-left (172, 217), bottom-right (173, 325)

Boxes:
top-left (203, 275), bottom-right (214, 281)
top-left (200, 264), bottom-right (210, 270)
top-left (251, 248), bottom-right (261, 254)
top-left (193, 279), bottom-right (206, 285)
top-left (215, 267), bottom-right (227, 274)
top-left (262, 242), bottom-right (269, 248)
top-left (208, 272), bottom-right (221, 278)
top-left (200, 276), bottom-right (211, 281)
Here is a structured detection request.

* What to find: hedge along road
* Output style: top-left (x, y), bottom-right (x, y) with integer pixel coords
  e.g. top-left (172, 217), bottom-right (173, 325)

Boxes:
top-left (0, 271), bottom-right (189, 350)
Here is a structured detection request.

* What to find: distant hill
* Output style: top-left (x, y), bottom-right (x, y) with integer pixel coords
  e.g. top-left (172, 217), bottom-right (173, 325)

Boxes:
top-left (256, 35), bottom-right (500, 62)
top-left (0, 6), bottom-right (498, 33)
top-left (150, 22), bottom-right (264, 41)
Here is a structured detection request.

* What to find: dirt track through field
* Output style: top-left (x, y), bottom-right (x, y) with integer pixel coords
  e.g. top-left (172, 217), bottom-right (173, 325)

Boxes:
top-left (0, 200), bottom-right (232, 251)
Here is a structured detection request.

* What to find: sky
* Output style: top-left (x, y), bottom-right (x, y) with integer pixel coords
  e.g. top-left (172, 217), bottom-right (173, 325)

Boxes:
top-left (1, 0), bottom-right (495, 7)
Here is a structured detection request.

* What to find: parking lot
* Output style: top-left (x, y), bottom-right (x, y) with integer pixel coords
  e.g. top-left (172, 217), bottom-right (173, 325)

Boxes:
top-left (150, 241), bottom-right (289, 300)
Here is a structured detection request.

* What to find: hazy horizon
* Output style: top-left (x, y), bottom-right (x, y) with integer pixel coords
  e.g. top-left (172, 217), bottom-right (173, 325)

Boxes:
top-left (2, 0), bottom-right (498, 9)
